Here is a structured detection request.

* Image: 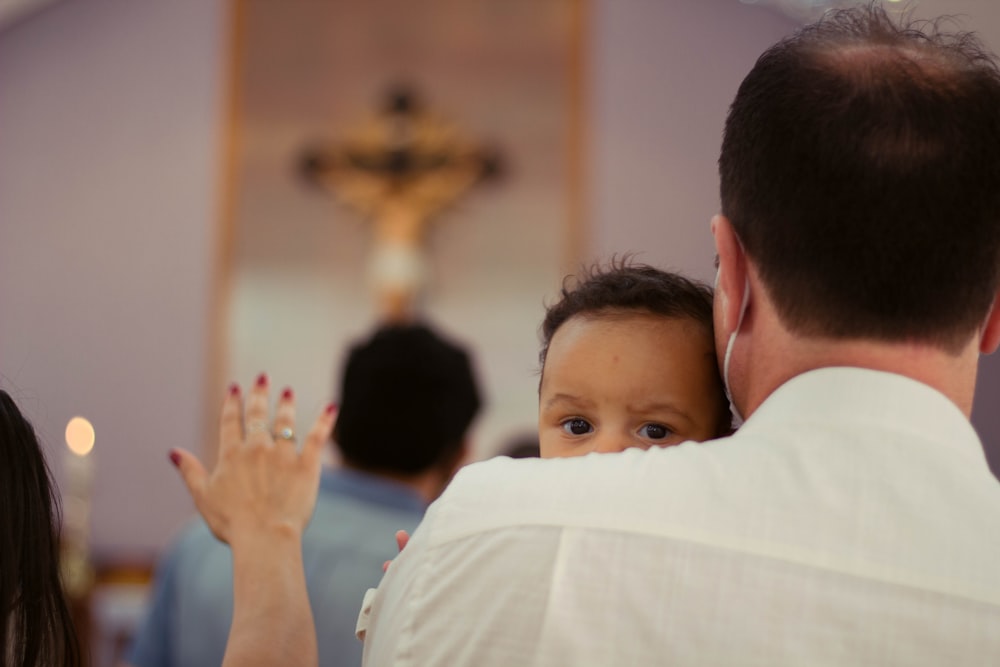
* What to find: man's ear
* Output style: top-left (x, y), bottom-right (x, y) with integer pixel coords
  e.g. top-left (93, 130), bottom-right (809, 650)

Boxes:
top-left (980, 292), bottom-right (1000, 354)
top-left (711, 214), bottom-right (748, 334)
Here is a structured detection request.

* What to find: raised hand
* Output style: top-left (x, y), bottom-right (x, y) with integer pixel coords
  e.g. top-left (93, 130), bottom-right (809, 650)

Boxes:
top-left (170, 374), bottom-right (335, 546)
top-left (168, 373), bottom-right (336, 667)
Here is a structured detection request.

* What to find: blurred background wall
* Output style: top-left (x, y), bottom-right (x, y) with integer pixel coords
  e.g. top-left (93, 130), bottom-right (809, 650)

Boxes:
top-left (2, 0), bottom-right (999, 569)
top-left (0, 0), bottom-right (228, 559)
top-left (222, 0), bottom-right (578, 476)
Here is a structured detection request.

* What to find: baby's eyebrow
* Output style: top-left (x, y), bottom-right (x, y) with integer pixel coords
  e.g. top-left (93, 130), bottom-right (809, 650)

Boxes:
top-left (631, 400), bottom-right (682, 412)
top-left (628, 400), bottom-right (693, 422)
top-left (543, 393), bottom-right (594, 410)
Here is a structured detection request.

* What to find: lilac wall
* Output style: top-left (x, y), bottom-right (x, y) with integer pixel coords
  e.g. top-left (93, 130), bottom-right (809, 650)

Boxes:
top-left (0, 0), bottom-right (228, 558)
top-left (587, 0), bottom-right (796, 283)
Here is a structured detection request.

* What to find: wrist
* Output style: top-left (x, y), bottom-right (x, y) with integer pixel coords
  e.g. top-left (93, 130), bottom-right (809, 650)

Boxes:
top-left (228, 518), bottom-right (302, 555)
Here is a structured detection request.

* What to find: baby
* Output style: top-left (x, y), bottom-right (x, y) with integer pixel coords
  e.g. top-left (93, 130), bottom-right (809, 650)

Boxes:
top-left (537, 260), bottom-right (732, 458)
top-left (371, 260), bottom-right (732, 596)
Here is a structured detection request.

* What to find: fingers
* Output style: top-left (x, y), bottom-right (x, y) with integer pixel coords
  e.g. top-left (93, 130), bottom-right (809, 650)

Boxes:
top-left (300, 403), bottom-right (337, 471)
top-left (244, 373), bottom-right (272, 446)
top-left (218, 383), bottom-right (244, 455)
top-left (217, 373), bottom-right (333, 464)
top-left (272, 387), bottom-right (297, 446)
top-left (170, 447), bottom-right (207, 505)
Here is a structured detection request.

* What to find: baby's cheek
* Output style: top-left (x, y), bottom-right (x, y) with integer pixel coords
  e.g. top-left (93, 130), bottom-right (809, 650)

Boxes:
top-left (537, 433), bottom-right (560, 459)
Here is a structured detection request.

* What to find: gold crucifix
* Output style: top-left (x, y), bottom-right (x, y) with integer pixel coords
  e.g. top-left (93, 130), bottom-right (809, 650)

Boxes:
top-left (301, 85), bottom-right (502, 322)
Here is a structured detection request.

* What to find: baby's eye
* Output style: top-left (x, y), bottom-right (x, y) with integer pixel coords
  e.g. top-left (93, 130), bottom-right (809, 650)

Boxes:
top-left (640, 423), bottom-right (672, 440)
top-left (561, 418), bottom-right (593, 436)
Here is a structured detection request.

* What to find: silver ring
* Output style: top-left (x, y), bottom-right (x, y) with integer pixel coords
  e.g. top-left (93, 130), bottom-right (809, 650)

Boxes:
top-left (247, 421), bottom-right (268, 434)
top-left (275, 427), bottom-right (295, 441)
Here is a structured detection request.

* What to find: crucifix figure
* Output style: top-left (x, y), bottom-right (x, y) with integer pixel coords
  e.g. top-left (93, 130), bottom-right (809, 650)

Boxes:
top-left (301, 85), bottom-right (502, 322)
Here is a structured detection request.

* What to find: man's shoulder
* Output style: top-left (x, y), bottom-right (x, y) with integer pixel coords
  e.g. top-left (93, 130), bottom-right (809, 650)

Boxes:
top-left (313, 472), bottom-right (424, 522)
top-left (447, 444), bottom-right (728, 495)
top-left (428, 446), bottom-right (729, 543)
top-left (430, 424), bottom-right (1000, 556)
top-left (154, 518), bottom-right (234, 587)
top-left (303, 473), bottom-right (425, 559)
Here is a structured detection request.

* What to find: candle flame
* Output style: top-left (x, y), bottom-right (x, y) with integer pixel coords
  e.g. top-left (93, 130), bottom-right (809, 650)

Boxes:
top-left (65, 417), bottom-right (95, 456)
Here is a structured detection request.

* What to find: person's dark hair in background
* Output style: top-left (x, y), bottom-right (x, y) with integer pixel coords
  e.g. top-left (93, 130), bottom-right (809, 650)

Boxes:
top-left (0, 390), bottom-right (83, 667)
top-left (719, 3), bottom-right (1000, 351)
top-left (334, 322), bottom-right (482, 479)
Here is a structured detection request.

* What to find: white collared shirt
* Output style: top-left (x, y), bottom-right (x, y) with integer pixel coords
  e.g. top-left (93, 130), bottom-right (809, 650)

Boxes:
top-left (361, 368), bottom-right (1000, 666)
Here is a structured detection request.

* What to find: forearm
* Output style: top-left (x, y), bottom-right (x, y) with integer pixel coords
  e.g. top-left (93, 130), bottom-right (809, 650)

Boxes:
top-left (223, 527), bottom-right (317, 667)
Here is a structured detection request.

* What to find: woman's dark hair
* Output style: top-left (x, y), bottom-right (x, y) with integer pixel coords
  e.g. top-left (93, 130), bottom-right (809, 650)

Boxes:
top-left (333, 323), bottom-right (482, 475)
top-left (0, 390), bottom-right (83, 667)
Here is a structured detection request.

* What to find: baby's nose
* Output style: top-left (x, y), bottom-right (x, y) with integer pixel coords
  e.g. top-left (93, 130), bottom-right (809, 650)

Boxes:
top-left (592, 433), bottom-right (633, 455)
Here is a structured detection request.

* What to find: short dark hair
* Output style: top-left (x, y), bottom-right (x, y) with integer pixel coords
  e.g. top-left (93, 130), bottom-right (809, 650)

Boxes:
top-left (0, 390), bottom-right (82, 667)
top-left (540, 259), bottom-right (730, 434)
top-left (333, 323), bottom-right (481, 474)
top-left (719, 3), bottom-right (1000, 351)
top-left (541, 258), bottom-right (717, 366)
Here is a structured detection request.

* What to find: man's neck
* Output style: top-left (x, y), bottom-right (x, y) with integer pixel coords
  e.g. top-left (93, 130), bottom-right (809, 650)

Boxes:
top-left (738, 315), bottom-right (982, 421)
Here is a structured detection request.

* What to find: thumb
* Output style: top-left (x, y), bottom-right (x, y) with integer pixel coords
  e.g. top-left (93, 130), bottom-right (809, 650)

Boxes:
top-left (169, 447), bottom-right (207, 505)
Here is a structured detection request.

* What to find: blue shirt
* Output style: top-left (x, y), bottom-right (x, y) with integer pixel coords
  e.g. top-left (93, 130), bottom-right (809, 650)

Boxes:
top-left (128, 468), bottom-right (426, 667)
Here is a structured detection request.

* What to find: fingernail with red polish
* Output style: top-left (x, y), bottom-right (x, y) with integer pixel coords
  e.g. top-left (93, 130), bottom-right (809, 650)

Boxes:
top-left (325, 403), bottom-right (337, 415)
top-left (229, 382), bottom-right (240, 397)
top-left (256, 372), bottom-right (268, 387)
top-left (169, 450), bottom-right (181, 468)
top-left (281, 387), bottom-right (293, 401)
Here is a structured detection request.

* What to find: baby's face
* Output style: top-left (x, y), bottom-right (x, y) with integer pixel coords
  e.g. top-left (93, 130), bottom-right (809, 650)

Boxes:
top-left (538, 312), bottom-right (726, 458)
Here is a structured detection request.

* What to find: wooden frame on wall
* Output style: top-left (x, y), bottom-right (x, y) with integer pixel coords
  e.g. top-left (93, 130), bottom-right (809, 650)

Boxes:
top-left (204, 0), bottom-right (588, 462)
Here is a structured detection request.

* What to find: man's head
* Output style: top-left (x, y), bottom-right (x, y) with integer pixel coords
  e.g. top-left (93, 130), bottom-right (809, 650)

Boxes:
top-left (333, 323), bottom-right (481, 480)
top-left (538, 261), bottom-right (731, 458)
top-left (718, 4), bottom-right (1000, 353)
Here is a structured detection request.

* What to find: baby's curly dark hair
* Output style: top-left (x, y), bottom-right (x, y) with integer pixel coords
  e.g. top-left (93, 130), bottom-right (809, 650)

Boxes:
top-left (540, 257), bottom-right (716, 366)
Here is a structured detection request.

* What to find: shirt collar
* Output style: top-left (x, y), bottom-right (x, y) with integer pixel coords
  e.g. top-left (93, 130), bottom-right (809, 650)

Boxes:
top-left (740, 367), bottom-right (986, 463)
top-left (320, 466), bottom-right (428, 514)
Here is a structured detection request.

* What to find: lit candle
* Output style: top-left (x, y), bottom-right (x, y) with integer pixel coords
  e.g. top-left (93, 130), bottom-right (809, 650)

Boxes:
top-left (62, 416), bottom-right (96, 599)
